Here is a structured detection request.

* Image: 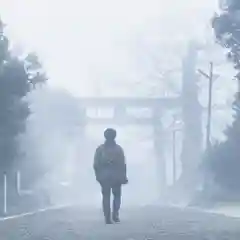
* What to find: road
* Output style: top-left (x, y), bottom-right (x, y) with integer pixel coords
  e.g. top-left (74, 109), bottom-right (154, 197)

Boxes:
top-left (0, 206), bottom-right (240, 239)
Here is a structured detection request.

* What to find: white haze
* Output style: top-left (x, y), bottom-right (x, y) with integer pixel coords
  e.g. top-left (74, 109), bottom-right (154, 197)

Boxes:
top-left (1, 0), bottom-right (238, 207)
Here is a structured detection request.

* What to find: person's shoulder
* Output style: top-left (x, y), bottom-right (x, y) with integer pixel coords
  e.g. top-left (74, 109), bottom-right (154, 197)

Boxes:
top-left (96, 144), bottom-right (104, 151)
top-left (115, 144), bottom-right (124, 151)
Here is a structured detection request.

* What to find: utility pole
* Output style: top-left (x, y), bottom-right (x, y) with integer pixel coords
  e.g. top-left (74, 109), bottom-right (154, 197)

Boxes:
top-left (172, 128), bottom-right (181, 184)
top-left (172, 129), bottom-right (176, 184)
top-left (171, 116), bottom-right (182, 185)
top-left (206, 62), bottom-right (213, 151)
top-left (198, 62), bottom-right (216, 151)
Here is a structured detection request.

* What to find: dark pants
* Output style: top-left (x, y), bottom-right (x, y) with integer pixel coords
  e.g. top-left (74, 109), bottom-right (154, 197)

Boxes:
top-left (100, 182), bottom-right (122, 221)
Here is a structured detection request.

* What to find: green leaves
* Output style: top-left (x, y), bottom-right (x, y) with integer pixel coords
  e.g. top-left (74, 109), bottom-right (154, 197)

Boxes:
top-left (203, 5), bottom-right (240, 194)
top-left (25, 53), bottom-right (47, 88)
top-left (0, 20), bottom-right (47, 171)
top-left (212, 3), bottom-right (240, 71)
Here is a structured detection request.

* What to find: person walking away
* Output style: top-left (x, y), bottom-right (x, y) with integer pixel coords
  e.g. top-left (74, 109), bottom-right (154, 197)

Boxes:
top-left (93, 128), bottom-right (128, 224)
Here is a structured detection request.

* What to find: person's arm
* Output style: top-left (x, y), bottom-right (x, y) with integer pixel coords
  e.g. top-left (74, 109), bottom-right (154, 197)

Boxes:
top-left (119, 146), bottom-right (127, 181)
top-left (93, 146), bottom-right (101, 174)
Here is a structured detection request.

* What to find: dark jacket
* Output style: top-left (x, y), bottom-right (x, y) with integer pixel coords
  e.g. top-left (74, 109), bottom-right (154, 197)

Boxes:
top-left (93, 141), bottom-right (127, 184)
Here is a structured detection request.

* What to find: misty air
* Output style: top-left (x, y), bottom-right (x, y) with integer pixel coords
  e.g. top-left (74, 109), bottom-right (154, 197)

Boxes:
top-left (0, 0), bottom-right (240, 239)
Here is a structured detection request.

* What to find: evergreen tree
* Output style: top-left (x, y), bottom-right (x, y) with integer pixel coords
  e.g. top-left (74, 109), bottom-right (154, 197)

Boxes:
top-left (0, 19), bottom-right (46, 174)
top-left (212, 0), bottom-right (240, 70)
top-left (208, 96), bottom-right (240, 194)
top-left (208, 1), bottom-right (240, 195)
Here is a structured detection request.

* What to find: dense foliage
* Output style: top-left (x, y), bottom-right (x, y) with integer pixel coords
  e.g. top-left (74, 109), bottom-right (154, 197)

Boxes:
top-left (209, 1), bottom-right (240, 193)
top-left (0, 19), bottom-right (46, 173)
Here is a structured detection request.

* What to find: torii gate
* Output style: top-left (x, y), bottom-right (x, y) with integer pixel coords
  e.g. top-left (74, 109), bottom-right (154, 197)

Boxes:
top-left (78, 97), bottom-right (181, 194)
top-left (77, 42), bottom-right (206, 198)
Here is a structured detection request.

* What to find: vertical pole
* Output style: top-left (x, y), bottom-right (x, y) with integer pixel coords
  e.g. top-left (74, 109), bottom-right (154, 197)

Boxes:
top-left (206, 62), bottom-right (213, 151)
top-left (3, 172), bottom-right (7, 215)
top-left (153, 109), bottom-right (166, 197)
top-left (16, 171), bottom-right (21, 196)
top-left (172, 130), bottom-right (176, 184)
top-left (237, 75), bottom-right (240, 102)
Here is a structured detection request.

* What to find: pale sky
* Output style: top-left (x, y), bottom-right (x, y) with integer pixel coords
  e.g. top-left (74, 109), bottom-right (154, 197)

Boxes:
top-left (1, 0), bottom-right (218, 97)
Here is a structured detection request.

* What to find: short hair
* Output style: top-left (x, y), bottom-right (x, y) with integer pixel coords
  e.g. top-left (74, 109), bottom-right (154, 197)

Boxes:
top-left (104, 128), bottom-right (117, 140)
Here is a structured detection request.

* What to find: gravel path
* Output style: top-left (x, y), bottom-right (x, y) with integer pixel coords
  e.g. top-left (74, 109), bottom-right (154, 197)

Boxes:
top-left (0, 206), bottom-right (240, 239)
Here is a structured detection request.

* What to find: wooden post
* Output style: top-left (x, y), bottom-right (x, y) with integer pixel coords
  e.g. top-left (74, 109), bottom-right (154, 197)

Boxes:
top-left (3, 172), bottom-right (7, 215)
top-left (16, 171), bottom-right (21, 196)
top-left (153, 109), bottom-right (166, 196)
top-left (172, 130), bottom-right (176, 184)
top-left (180, 41), bottom-right (203, 194)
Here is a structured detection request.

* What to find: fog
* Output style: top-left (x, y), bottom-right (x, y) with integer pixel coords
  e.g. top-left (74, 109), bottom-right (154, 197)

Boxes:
top-left (18, 86), bottom-right (161, 207)
top-left (1, 0), bottom-right (238, 209)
